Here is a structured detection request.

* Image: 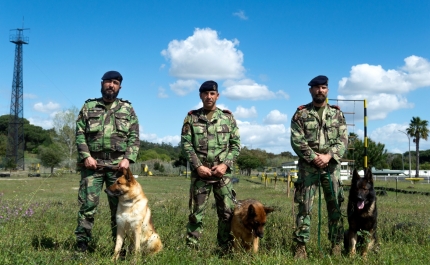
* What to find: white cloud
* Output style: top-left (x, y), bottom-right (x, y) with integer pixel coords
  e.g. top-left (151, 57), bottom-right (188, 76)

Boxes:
top-left (237, 120), bottom-right (290, 154)
top-left (263, 110), bottom-right (288, 124)
top-left (140, 125), bottom-right (181, 146)
top-left (141, 134), bottom-right (180, 146)
top-left (28, 116), bottom-right (53, 129)
top-left (233, 106), bottom-right (257, 119)
top-left (233, 10), bottom-right (248, 20)
top-left (339, 55), bottom-right (430, 95)
top-left (222, 79), bottom-right (289, 100)
top-left (402, 55), bottom-right (430, 87)
top-left (157, 87), bottom-right (168, 98)
top-left (337, 93), bottom-right (413, 121)
top-left (161, 28), bottom-right (245, 79)
top-left (337, 55), bottom-right (430, 120)
top-left (33, 101), bottom-right (61, 113)
top-left (169, 79), bottom-right (199, 96)
top-left (366, 123), bottom-right (430, 154)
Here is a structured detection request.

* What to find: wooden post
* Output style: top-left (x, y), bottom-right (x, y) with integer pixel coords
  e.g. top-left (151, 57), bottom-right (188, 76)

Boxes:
top-left (287, 172), bottom-right (291, 197)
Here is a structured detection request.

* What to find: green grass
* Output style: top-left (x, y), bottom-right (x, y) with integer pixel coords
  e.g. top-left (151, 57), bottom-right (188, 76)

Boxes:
top-left (0, 174), bottom-right (429, 264)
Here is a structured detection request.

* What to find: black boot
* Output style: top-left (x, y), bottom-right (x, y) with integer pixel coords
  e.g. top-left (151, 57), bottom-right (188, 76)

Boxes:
top-left (77, 241), bottom-right (88, 253)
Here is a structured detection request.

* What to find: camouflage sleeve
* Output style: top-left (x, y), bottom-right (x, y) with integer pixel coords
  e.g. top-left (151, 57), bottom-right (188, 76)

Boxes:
top-left (76, 104), bottom-right (90, 162)
top-left (124, 107), bottom-right (140, 163)
top-left (181, 114), bottom-right (203, 170)
top-left (290, 111), bottom-right (317, 163)
top-left (223, 115), bottom-right (241, 169)
top-left (328, 111), bottom-right (348, 163)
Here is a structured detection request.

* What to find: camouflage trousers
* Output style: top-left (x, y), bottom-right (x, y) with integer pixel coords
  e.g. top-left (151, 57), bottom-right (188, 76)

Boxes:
top-left (74, 168), bottom-right (119, 243)
top-left (293, 167), bottom-right (345, 244)
top-left (186, 171), bottom-right (236, 249)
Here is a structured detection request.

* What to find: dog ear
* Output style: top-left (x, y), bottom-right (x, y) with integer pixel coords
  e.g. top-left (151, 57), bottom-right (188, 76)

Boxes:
top-left (365, 167), bottom-right (373, 183)
top-left (125, 168), bottom-right (136, 183)
top-left (247, 204), bottom-right (257, 218)
top-left (352, 168), bottom-right (360, 181)
top-left (264, 206), bottom-right (275, 214)
top-left (122, 168), bottom-right (128, 180)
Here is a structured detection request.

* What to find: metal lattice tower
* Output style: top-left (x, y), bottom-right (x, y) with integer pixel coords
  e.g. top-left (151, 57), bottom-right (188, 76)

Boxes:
top-left (6, 28), bottom-right (29, 170)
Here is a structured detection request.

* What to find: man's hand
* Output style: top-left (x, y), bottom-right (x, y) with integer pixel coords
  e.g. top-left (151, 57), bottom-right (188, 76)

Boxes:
top-left (84, 156), bottom-right (97, 170)
top-left (211, 164), bottom-right (228, 178)
top-left (313, 152), bottom-right (332, 169)
top-left (197, 166), bottom-right (212, 178)
top-left (118, 159), bottom-right (130, 170)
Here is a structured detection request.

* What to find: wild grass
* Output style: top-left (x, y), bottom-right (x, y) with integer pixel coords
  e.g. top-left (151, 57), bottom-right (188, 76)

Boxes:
top-left (0, 174), bottom-right (429, 264)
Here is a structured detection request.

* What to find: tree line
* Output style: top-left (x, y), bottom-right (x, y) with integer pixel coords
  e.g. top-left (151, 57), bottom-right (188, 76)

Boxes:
top-left (0, 113), bottom-right (428, 175)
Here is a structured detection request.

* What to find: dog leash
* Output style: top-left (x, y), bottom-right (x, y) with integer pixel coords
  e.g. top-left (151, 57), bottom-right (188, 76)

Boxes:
top-left (317, 172), bottom-right (324, 256)
top-left (221, 177), bottom-right (239, 205)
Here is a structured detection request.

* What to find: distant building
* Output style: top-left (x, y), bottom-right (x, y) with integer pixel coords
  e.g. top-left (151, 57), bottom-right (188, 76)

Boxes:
top-left (281, 160), bottom-right (352, 181)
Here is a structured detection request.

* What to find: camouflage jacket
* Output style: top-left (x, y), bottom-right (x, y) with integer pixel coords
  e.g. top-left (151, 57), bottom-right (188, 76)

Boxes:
top-left (76, 98), bottom-right (140, 164)
top-left (181, 108), bottom-right (241, 173)
top-left (290, 103), bottom-right (348, 173)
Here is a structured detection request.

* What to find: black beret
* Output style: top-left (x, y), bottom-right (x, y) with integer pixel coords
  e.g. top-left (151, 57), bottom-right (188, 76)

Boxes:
top-left (101, 71), bottom-right (123, 82)
top-left (308, 75), bottom-right (328, 86)
top-left (199, 80), bottom-right (218, 92)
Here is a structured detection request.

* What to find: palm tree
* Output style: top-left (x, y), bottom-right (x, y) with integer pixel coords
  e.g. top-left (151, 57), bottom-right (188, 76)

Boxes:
top-left (406, 117), bottom-right (429, 177)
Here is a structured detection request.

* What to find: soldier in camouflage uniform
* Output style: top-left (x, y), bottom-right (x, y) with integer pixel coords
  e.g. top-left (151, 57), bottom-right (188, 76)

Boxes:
top-left (74, 71), bottom-right (140, 252)
top-left (290, 75), bottom-right (348, 259)
top-left (181, 80), bottom-right (241, 251)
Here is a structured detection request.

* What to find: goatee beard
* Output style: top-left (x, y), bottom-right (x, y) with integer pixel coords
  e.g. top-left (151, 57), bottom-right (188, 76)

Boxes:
top-left (101, 88), bottom-right (119, 101)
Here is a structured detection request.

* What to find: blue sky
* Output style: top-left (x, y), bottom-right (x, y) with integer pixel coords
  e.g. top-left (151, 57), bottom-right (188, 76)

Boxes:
top-left (1, 0), bottom-right (429, 155)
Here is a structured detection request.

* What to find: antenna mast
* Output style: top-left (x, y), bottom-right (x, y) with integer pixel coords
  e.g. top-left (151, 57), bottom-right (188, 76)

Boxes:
top-left (6, 27), bottom-right (29, 170)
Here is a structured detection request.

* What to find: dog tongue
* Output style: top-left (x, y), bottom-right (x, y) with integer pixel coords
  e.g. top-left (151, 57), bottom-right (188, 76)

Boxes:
top-left (357, 201), bottom-right (364, 209)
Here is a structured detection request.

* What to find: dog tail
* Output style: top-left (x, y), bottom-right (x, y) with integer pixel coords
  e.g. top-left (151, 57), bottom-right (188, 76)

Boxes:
top-left (147, 233), bottom-right (163, 253)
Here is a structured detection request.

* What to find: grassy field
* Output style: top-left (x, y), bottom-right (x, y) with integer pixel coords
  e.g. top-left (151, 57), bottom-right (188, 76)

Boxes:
top-left (0, 173), bottom-right (429, 265)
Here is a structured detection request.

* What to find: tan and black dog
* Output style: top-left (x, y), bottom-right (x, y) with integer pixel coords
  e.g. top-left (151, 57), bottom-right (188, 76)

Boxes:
top-left (231, 199), bottom-right (274, 253)
top-left (105, 168), bottom-right (162, 261)
top-left (344, 168), bottom-right (377, 257)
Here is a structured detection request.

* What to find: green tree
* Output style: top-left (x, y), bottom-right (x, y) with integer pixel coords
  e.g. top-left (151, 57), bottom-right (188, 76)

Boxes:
top-left (237, 148), bottom-right (264, 175)
top-left (4, 157), bottom-right (17, 173)
top-left (173, 143), bottom-right (188, 167)
top-left (38, 144), bottom-right (63, 174)
top-left (138, 149), bottom-right (170, 162)
top-left (406, 117), bottom-right (429, 177)
top-left (0, 115), bottom-right (52, 152)
top-left (52, 107), bottom-right (79, 169)
top-left (344, 137), bottom-right (388, 170)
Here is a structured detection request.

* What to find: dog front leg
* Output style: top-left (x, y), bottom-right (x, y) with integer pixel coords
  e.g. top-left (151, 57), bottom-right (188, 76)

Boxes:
top-left (133, 225), bottom-right (143, 254)
top-left (349, 231), bottom-right (357, 256)
top-left (362, 230), bottom-right (375, 258)
top-left (113, 227), bottom-right (126, 261)
top-left (252, 237), bottom-right (259, 253)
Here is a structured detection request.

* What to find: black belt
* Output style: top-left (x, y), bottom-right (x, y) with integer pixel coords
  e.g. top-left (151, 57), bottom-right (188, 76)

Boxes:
top-left (202, 161), bottom-right (219, 168)
top-left (90, 151), bottom-right (124, 160)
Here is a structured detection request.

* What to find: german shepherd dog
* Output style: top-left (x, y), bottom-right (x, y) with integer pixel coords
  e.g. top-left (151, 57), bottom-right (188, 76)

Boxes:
top-left (344, 168), bottom-right (377, 257)
top-left (105, 168), bottom-right (162, 261)
top-left (231, 199), bottom-right (274, 253)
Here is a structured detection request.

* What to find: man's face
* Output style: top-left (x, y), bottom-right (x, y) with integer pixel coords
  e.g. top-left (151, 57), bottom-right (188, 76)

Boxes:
top-left (199, 91), bottom-right (219, 110)
top-left (101, 79), bottom-right (121, 102)
top-left (309, 85), bottom-right (328, 104)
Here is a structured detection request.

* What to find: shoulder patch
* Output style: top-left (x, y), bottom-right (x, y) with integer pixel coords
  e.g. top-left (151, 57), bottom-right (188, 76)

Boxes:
top-left (85, 98), bottom-right (98, 103)
top-left (297, 105), bottom-right (306, 110)
top-left (222, 109), bottom-right (232, 114)
top-left (188, 110), bottom-right (196, 115)
top-left (119, 98), bottom-right (131, 104)
top-left (331, 105), bottom-right (340, 110)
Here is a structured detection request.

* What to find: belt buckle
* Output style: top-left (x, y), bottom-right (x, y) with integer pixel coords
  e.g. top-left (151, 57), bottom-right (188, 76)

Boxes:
top-left (103, 152), bottom-right (110, 160)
